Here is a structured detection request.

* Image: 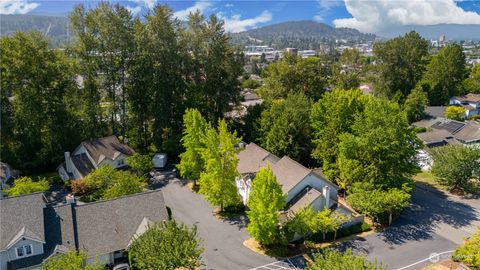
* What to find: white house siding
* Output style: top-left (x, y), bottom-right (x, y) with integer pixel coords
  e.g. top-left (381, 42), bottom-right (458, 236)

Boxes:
top-left (98, 154), bottom-right (128, 169)
top-left (285, 173), bottom-right (338, 204)
top-left (57, 166), bottom-right (69, 182)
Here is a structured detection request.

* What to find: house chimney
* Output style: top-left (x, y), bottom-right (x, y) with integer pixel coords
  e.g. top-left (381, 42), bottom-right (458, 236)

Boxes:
top-left (65, 151), bottom-right (72, 173)
top-left (322, 185), bottom-right (330, 209)
top-left (66, 194), bottom-right (76, 205)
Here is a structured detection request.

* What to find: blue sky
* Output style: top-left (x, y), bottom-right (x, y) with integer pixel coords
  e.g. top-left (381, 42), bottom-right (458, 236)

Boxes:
top-left (1, 0), bottom-right (480, 33)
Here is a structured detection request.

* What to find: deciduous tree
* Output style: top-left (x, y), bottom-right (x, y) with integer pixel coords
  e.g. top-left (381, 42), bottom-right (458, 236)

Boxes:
top-left (445, 106), bottom-right (466, 121)
top-left (404, 86), bottom-right (429, 123)
top-left (307, 249), bottom-right (386, 270)
top-left (42, 250), bottom-right (105, 270)
top-left (247, 165), bottom-right (286, 246)
top-left (4, 177), bottom-right (49, 196)
top-left (431, 145), bottom-right (480, 192)
top-left (198, 120), bottom-right (241, 211)
top-left (128, 220), bottom-right (203, 270)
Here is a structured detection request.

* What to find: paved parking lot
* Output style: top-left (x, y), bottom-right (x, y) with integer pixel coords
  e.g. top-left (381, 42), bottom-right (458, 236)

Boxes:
top-left (159, 177), bottom-right (276, 270)
top-left (250, 255), bottom-right (307, 270)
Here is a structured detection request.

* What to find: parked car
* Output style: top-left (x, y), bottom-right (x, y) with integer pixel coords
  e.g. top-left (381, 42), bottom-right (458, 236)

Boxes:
top-left (112, 263), bottom-right (130, 270)
top-left (153, 153), bottom-right (167, 169)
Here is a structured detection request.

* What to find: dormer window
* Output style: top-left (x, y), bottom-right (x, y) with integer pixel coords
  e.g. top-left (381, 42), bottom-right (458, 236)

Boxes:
top-left (15, 244), bottom-right (33, 258)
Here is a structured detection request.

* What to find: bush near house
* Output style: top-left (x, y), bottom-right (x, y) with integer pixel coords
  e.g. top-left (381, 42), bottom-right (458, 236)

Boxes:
top-left (4, 177), bottom-right (49, 196)
top-left (306, 249), bottom-right (386, 270)
top-left (452, 227), bottom-right (480, 269)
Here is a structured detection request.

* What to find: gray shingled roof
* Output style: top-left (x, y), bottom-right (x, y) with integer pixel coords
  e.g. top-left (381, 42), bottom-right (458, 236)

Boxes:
top-left (453, 93), bottom-right (480, 103)
top-left (54, 190), bottom-right (168, 257)
top-left (0, 193), bottom-right (47, 250)
top-left (81, 136), bottom-right (135, 165)
top-left (270, 156), bottom-right (313, 194)
top-left (237, 143), bottom-right (280, 174)
top-left (425, 106), bottom-right (446, 118)
top-left (287, 186), bottom-right (323, 213)
top-left (417, 129), bottom-right (453, 145)
top-left (71, 153), bottom-right (96, 177)
top-left (454, 122), bottom-right (480, 143)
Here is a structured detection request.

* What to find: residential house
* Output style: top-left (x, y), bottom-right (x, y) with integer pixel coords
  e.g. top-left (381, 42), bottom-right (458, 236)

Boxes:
top-left (235, 143), bottom-right (362, 228)
top-left (0, 190), bottom-right (168, 270)
top-left (449, 93), bottom-right (480, 118)
top-left (57, 136), bottom-right (135, 181)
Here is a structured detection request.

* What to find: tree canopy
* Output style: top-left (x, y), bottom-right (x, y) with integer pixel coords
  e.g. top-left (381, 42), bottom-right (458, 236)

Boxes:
top-left (128, 220), bottom-right (203, 270)
top-left (247, 165), bottom-right (286, 246)
top-left (198, 120), bottom-right (241, 210)
top-left (452, 227), bottom-right (480, 269)
top-left (4, 177), bottom-right (49, 196)
top-left (445, 106), bottom-right (466, 121)
top-left (42, 250), bottom-right (105, 270)
top-left (307, 249), bottom-right (386, 270)
top-left (431, 145), bottom-right (480, 192)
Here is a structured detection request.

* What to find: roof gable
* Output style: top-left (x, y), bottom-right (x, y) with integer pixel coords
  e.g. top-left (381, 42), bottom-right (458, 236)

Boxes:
top-left (0, 193), bottom-right (46, 250)
top-left (81, 136), bottom-right (135, 165)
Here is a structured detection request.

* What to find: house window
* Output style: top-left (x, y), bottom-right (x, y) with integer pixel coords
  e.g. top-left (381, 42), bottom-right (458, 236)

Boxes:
top-left (15, 245), bottom-right (33, 258)
top-left (118, 159), bottom-right (125, 166)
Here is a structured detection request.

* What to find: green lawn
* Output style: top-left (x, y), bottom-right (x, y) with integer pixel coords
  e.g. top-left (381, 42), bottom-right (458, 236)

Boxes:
top-left (412, 171), bottom-right (445, 190)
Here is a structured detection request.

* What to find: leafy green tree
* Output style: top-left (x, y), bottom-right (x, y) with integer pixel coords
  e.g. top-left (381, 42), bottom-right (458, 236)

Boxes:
top-left (0, 32), bottom-right (79, 170)
top-left (373, 31), bottom-right (429, 99)
top-left (337, 98), bottom-right (419, 190)
top-left (81, 165), bottom-right (147, 200)
top-left (128, 220), bottom-right (203, 270)
top-left (42, 250), bottom-right (105, 270)
top-left (463, 64), bottom-right (480, 94)
top-left (198, 120), bottom-right (241, 211)
top-left (178, 109), bottom-right (209, 185)
top-left (421, 44), bottom-right (467, 106)
top-left (421, 44), bottom-right (467, 105)
top-left (127, 153), bottom-right (153, 176)
top-left (4, 177), bottom-right (49, 196)
top-left (452, 227), bottom-right (480, 269)
top-left (431, 145), bottom-right (480, 192)
top-left (241, 78), bottom-right (262, 89)
top-left (307, 249), bottom-right (386, 270)
top-left (247, 165), bottom-right (286, 246)
top-left (69, 5), bottom-right (105, 139)
top-left (286, 207), bottom-right (334, 241)
top-left (333, 48), bottom-right (365, 90)
top-left (258, 53), bottom-right (329, 101)
top-left (259, 92), bottom-right (312, 163)
top-left (445, 106), bottom-right (466, 121)
top-left (404, 86), bottom-right (429, 123)
top-left (347, 183), bottom-right (411, 225)
top-left (310, 89), bottom-right (368, 184)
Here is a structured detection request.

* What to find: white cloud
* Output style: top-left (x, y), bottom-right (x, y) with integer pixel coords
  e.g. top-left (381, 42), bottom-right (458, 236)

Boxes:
top-left (173, 1), bottom-right (214, 21)
top-left (314, 0), bottom-right (344, 22)
top-left (225, 3), bottom-right (234, 8)
top-left (0, 0), bottom-right (39, 14)
top-left (220, 10), bottom-right (272, 33)
top-left (334, 0), bottom-right (480, 33)
top-left (126, 5), bottom-right (142, 16)
top-left (130, 0), bottom-right (156, 10)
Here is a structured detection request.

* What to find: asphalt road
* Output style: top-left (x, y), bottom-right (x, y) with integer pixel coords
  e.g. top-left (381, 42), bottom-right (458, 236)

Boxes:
top-left (337, 184), bottom-right (480, 270)
top-left (158, 174), bottom-right (480, 270)
top-left (160, 178), bottom-right (276, 270)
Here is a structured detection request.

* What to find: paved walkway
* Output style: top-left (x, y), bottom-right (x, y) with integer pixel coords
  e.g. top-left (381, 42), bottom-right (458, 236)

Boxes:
top-left (160, 178), bottom-right (276, 270)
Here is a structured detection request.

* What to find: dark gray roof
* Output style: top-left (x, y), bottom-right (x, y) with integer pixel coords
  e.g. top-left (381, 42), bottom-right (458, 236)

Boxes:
top-left (287, 186), bottom-right (322, 213)
top-left (425, 106), bottom-right (446, 118)
top-left (0, 193), bottom-right (47, 250)
top-left (431, 120), bottom-right (466, 134)
top-left (453, 93), bottom-right (480, 103)
top-left (81, 136), bottom-right (134, 165)
top-left (71, 153), bottom-right (95, 177)
top-left (454, 122), bottom-right (480, 143)
top-left (417, 129), bottom-right (453, 145)
top-left (54, 190), bottom-right (168, 257)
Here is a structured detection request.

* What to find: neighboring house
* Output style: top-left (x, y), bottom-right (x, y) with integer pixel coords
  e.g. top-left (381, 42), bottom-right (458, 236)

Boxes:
top-left (235, 143), bottom-right (362, 228)
top-left (449, 93), bottom-right (480, 118)
top-left (0, 193), bottom-right (48, 270)
top-left (0, 190), bottom-right (168, 270)
top-left (57, 136), bottom-right (135, 181)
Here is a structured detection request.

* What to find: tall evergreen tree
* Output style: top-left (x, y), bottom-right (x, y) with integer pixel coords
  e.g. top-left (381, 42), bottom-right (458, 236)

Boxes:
top-left (0, 32), bottom-right (79, 169)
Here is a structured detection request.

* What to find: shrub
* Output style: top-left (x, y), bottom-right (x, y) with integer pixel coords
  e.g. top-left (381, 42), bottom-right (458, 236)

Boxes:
top-left (452, 227), bottom-right (480, 269)
top-left (445, 106), bottom-right (466, 121)
top-left (71, 179), bottom-right (93, 196)
top-left (5, 177), bottom-right (49, 196)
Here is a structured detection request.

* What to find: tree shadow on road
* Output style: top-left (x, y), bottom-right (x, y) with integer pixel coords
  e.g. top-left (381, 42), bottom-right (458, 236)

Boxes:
top-left (222, 214), bottom-right (249, 230)
top-left (378, 187), bottom-right (478, 245)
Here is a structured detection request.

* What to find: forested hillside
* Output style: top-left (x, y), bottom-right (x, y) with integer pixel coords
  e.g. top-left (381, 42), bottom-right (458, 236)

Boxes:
top-left (0, 14), bottom-right (70, 46)
top-left (230, 20), bottom-right (377, 49)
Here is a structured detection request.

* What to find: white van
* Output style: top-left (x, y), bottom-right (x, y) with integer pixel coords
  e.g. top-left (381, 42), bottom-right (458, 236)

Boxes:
top-left (152, 153), bottom-right (167, 169)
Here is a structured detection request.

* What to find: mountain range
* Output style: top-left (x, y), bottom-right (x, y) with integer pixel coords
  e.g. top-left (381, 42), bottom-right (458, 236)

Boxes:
top-left (1, 14), bottom-right (479, 49)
